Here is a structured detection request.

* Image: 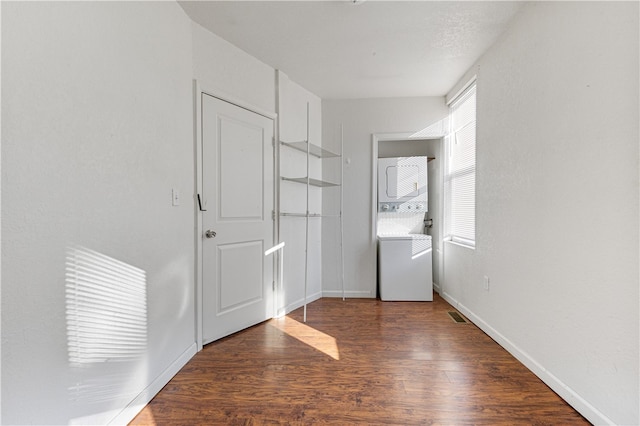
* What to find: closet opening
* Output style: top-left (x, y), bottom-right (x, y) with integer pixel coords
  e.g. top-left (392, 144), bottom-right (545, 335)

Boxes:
top-left (371, 134), bottom-right (445, 297)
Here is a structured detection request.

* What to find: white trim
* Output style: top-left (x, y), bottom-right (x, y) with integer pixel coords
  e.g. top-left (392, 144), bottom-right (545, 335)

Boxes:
top-left (374, 131), bottom-right (438, 141)
top-left (200, 86), bottom-right (277, 121)
top-left (446, 74), bottom-right (477, 106)
top-left (108, 343), bottom-right (198, 425)
top-left (444, 238), bottom-right (475, 251)
top-left (194, 80), bottom-right (204, 352)
top-left (340, 124), bottom-right (345, 300)
top-left (274, 72), bottom-right (282, 318)
top-left (440, 291), bottom-right (615, 426)
top-left (322, 290), bottom-right (373, 298)
top-left (371, 132), bottom-right (446, 296)
top-left (277, 291), bottom-right (323, 318)
top-left (436, 137), bottom-right (446, 295)
top-left (371, 134), bottom-right (380, 244)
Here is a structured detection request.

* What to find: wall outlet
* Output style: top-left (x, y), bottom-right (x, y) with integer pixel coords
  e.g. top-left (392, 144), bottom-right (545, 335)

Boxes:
top-left (483, 276), bottom-right (490, 291)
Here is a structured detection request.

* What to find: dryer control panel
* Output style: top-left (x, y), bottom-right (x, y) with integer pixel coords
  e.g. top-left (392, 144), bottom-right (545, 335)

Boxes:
top-left (378, 202), bottom-right (426, 213)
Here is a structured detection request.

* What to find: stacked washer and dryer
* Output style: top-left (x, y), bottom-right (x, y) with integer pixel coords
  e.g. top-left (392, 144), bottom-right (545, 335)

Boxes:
top-left (377, 156), bottom-right (433, 301)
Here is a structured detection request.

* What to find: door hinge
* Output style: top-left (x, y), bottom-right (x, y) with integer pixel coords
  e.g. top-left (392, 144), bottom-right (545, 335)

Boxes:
top-left (272, 137), bottom-right (275, 147)
top-left (272, 281), bottom-right (276, 291)
top-left (272, 210), bottom-right (276, 220)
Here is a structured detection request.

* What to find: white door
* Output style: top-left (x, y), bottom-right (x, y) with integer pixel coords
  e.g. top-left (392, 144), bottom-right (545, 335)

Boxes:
top-left (201, 94), bottom-right (274, 345)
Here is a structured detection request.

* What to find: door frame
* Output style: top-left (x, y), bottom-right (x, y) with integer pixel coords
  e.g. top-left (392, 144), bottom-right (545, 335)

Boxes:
top-left (194, 80), bottom-right (277, 351)
top-left (371, 132), bottom-right (445, 296)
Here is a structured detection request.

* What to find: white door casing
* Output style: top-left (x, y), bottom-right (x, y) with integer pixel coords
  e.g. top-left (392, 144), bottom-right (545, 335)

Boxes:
top-left (201, 93), bottom-right (274, 345)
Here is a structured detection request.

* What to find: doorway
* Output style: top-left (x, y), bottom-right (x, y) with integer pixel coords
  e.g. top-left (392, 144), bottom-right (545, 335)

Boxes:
top-left (372, 133), bottom-right (444, 293)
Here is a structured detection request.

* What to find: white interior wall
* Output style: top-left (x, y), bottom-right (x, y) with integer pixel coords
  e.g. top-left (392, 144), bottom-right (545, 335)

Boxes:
top-left (191, 21), bottom-right (276, 115)
top-left (2, 3), bottom-right (286, 425)
top-left (277, 71), bottom-right (323, 313)
top-left (441, 3), bottom-right (639, 424)
top-left (321, 98), bottom-right (448, 297)
top-left (2, 3), bottom-right (195, 424)
top-left (1, 1), bottom-right (3, 419)
top-left (378, 140), bottom-right (430, 157)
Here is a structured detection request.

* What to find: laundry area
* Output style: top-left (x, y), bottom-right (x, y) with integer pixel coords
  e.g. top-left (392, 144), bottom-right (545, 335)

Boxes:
top-left (375, 139), bottom-right (442, 302)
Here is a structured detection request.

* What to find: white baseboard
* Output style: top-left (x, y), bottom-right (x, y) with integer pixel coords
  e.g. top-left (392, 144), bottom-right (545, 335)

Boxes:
top-left (276, 290), bottom-right (374, 318)
top-left (276, 291), bottom-right (323, 317)
top-left (322, 290), bottom-right (373, 298)
top-left (432, 281), bottom-right (441, 294)
top-left (440, 291), bottom-right (614, 426)
top-left (108, 343), bottom-right (198, 425)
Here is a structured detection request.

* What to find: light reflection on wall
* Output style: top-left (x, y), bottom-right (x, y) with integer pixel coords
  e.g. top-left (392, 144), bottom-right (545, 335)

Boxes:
top-left (409, 116), bottom-right (448, 139)
top-left (65, 246), bottom-right (147, 365)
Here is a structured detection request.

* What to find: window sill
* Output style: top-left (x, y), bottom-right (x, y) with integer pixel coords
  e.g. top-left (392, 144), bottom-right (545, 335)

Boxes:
top-left (444, 239), bottom-right (475, 251)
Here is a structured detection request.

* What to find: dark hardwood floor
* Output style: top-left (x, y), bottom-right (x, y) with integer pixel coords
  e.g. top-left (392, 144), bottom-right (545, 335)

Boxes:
top-left (130, 294), bottom-right (589, 425)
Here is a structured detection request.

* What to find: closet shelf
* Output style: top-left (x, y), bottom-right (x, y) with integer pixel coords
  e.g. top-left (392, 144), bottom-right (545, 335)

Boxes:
top-left (280, 140), bottom-right (340, 159)
top-left (277, 100), bottom-right (345, 322)
top-left (281, 176), bottom-right (340, 187)
top-left (281, 212), bottom-right (318, 218)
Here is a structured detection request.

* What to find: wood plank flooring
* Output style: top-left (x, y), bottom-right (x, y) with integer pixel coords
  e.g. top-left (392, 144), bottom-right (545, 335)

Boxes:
top-left (130, 294), bottom-right (589, 425)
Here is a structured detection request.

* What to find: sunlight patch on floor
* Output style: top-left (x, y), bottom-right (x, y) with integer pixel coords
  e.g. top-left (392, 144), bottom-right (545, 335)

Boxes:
top-left (270, 317), bottom-right (340, 360)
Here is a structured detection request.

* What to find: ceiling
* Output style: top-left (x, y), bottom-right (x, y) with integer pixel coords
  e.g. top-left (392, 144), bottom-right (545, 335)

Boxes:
top-left (179, 1), bottom-right (523, 99)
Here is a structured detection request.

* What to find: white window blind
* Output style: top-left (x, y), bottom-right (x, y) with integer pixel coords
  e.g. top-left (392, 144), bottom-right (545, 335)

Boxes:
top-left (445, 83), bottom-right (476, 248)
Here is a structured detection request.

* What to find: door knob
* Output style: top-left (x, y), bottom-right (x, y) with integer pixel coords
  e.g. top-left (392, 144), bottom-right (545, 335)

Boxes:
top-left (205, 230), bottom-right (217, 239)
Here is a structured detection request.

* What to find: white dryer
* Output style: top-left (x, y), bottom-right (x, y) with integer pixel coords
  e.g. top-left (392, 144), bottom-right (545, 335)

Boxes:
top-left (377, 156), bottom-right (428, 213)
top-left (378, 233), bottom-right (433, 301)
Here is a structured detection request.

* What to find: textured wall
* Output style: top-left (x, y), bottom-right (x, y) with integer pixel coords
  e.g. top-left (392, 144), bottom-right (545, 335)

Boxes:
top-left (321, 98), bottom-right (448, 297)
top-left (2, 2), bottom-right (195, 424)
top-left (443, 2), bottom-right (639, 424)
top-left (191, 21), bottom-right (276, 115)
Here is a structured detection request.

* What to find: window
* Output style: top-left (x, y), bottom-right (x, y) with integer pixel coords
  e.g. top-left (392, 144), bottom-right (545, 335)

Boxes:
top-left (444, 82), bottom-right (476, 248)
